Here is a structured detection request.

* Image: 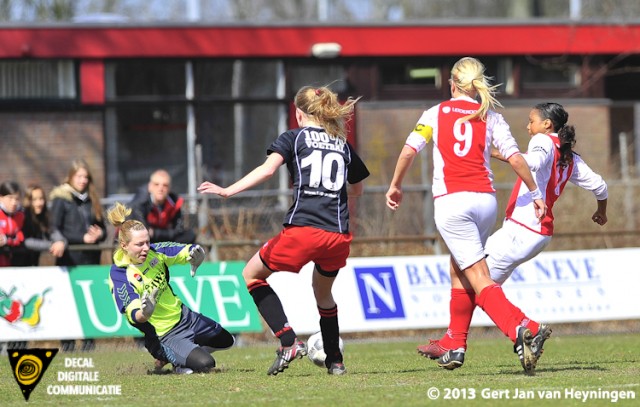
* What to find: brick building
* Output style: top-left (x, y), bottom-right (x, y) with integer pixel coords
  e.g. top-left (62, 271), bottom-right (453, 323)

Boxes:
top-left (1, 21), bottom-right (639, 220)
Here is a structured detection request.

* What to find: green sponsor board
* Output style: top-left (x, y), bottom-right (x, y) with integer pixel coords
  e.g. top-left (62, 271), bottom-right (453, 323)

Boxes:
top-left (68, 262), bottom-right (262, 338)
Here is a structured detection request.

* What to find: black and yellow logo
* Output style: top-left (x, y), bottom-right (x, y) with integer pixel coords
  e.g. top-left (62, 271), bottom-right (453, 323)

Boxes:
top-left (8, 348), bottom-right (58, 401)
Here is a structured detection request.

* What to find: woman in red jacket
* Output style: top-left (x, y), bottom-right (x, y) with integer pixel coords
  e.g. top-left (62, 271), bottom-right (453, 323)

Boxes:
top-left (0, 181), bottom-right (24, 267)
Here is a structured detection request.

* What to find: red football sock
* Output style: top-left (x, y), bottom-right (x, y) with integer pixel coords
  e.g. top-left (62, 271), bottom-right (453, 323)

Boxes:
top-left (476, 284), bottom-right (525, 343)
top-left (521, 318), bottom-right (540, 335)
top-left (440, 288), bottom-right (476, 350)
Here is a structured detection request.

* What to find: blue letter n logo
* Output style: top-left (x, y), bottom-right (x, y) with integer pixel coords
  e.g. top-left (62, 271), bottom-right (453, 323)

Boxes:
top-left (355, 266), bottom-right (405, 320)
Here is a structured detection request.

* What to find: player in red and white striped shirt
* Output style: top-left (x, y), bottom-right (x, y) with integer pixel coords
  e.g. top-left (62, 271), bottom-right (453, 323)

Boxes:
top-left (386, 57), bottom-right (547, 374)
top-left (488, 102), bottom-right (608, 283)
top-left (421, 102), bottom-right (608, 370)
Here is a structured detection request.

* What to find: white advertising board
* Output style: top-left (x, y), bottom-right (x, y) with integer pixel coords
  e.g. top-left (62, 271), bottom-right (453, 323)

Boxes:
top-left (268, 248), bottom-right (640, 334)
top-left (0, 267), bottom-right (83, 341)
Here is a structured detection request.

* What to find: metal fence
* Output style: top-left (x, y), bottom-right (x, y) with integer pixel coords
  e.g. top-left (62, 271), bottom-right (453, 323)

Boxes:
top-left (36, 173), bottom-right (637, 265)
top-left (179, 175), bottom-right (639, 260)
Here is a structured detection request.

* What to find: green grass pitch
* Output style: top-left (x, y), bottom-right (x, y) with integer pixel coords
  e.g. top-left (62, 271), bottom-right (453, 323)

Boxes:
top-left (1, 333), bottom-right (638, 406)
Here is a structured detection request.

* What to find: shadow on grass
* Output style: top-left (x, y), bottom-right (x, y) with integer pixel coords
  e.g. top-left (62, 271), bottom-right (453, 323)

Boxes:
top-left (349, 368), bottom-right (435, 375)
top-left (489, 364), bottom-right (609, 375)
top-left (533, 365), bottom-right (608, 373)
top-left (146, 366), bottom-right (231, 375)
top-left (531, 358), bottom-right (638, 374)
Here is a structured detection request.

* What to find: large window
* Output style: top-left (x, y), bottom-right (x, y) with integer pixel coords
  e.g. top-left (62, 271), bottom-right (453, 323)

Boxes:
top-left (104, 59), bottom-right (285, 197)
top-left (520, 56), bottom-right (581, 89)
top-left (196, 103), bottom-right (283, 188)
top-left (605, 55), bottom-right (640, 101)
top-left (194, 60), bottom-right (285, 192)
top-left (195, 60), bottom-right (282, 99)
top-left (108, 104), bottom-right (188, 193)
top-left (377, 59), bottom-right (444, 100)
top-left (380, 62), bottom-right (441, 86)
top-left (0, 60), bottom-right (76, 100)
top-left (113, 60), bottom-right (185, 97)
top-left (288, 64), bottom-right (347, 94)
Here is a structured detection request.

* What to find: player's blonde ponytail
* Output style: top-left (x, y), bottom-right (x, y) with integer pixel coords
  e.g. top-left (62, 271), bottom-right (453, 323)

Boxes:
top-left (451, 57), bottom-right (502, 123)
top-left (294, 85), bottom-right (361, 141)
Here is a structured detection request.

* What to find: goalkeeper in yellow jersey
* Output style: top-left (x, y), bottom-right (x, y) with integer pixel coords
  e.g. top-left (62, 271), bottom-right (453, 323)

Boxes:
top-left (107, 202), bottom-right (234, 373)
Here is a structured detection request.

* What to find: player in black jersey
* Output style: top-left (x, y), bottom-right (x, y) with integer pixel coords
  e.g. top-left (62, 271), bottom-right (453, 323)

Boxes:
top-left (198, 85), bottom-right (369, 376)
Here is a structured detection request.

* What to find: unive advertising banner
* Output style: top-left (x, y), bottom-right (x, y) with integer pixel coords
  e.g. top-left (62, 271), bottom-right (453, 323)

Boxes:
top-left (3, 249), bottom-right (638, 339)
top-left (268, 248), bottom-right (640, 334)
top-left (0, 262), bottom-right (262, 341)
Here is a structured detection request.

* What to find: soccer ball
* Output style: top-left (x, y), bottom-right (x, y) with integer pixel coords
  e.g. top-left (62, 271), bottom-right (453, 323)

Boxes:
top-left (307, 331), bottom-right (345, 367)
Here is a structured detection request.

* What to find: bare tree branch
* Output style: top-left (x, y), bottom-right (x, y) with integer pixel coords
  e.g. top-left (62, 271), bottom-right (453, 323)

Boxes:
top-left (4, 0), bottom-right (640, 23)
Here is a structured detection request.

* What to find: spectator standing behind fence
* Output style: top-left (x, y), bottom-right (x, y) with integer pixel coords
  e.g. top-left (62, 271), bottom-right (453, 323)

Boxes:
top-left (128, 169), bottom-right (196, 244)
top-left (12, 185), bottom-right (67, 267)
top-left (50, 159), bottom-right (107, 352)
top-left (0, 181), bottom-right (24, 267)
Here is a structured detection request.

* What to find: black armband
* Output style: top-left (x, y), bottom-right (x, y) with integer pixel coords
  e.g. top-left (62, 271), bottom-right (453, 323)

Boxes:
top-left (130, 309), bottom-right (142, 324)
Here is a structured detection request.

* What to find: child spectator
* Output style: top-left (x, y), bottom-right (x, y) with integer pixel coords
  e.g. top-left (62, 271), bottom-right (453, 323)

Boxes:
top-left (0, 181), bottom-right (24, 267)
top-left (12, 185), bottom-right (67, 266)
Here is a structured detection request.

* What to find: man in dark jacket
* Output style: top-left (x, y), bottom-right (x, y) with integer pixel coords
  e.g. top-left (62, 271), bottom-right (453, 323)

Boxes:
top-left (128, 169), bottom-right (196, 244)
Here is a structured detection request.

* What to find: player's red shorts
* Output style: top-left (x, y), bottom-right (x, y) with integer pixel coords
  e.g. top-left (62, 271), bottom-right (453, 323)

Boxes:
top-left (259, 225), bottom-right (352, 273)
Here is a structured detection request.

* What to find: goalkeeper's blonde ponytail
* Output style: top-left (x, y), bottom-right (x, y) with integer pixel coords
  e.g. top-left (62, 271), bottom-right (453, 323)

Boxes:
top-left (107, 202), bottom-right (146, 246)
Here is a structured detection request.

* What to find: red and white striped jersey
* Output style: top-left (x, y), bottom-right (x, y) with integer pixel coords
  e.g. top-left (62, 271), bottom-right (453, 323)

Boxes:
top-left (405, 96), bottom-right (521, 197)
top-left (505, 133), bottom-right (608, 235)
